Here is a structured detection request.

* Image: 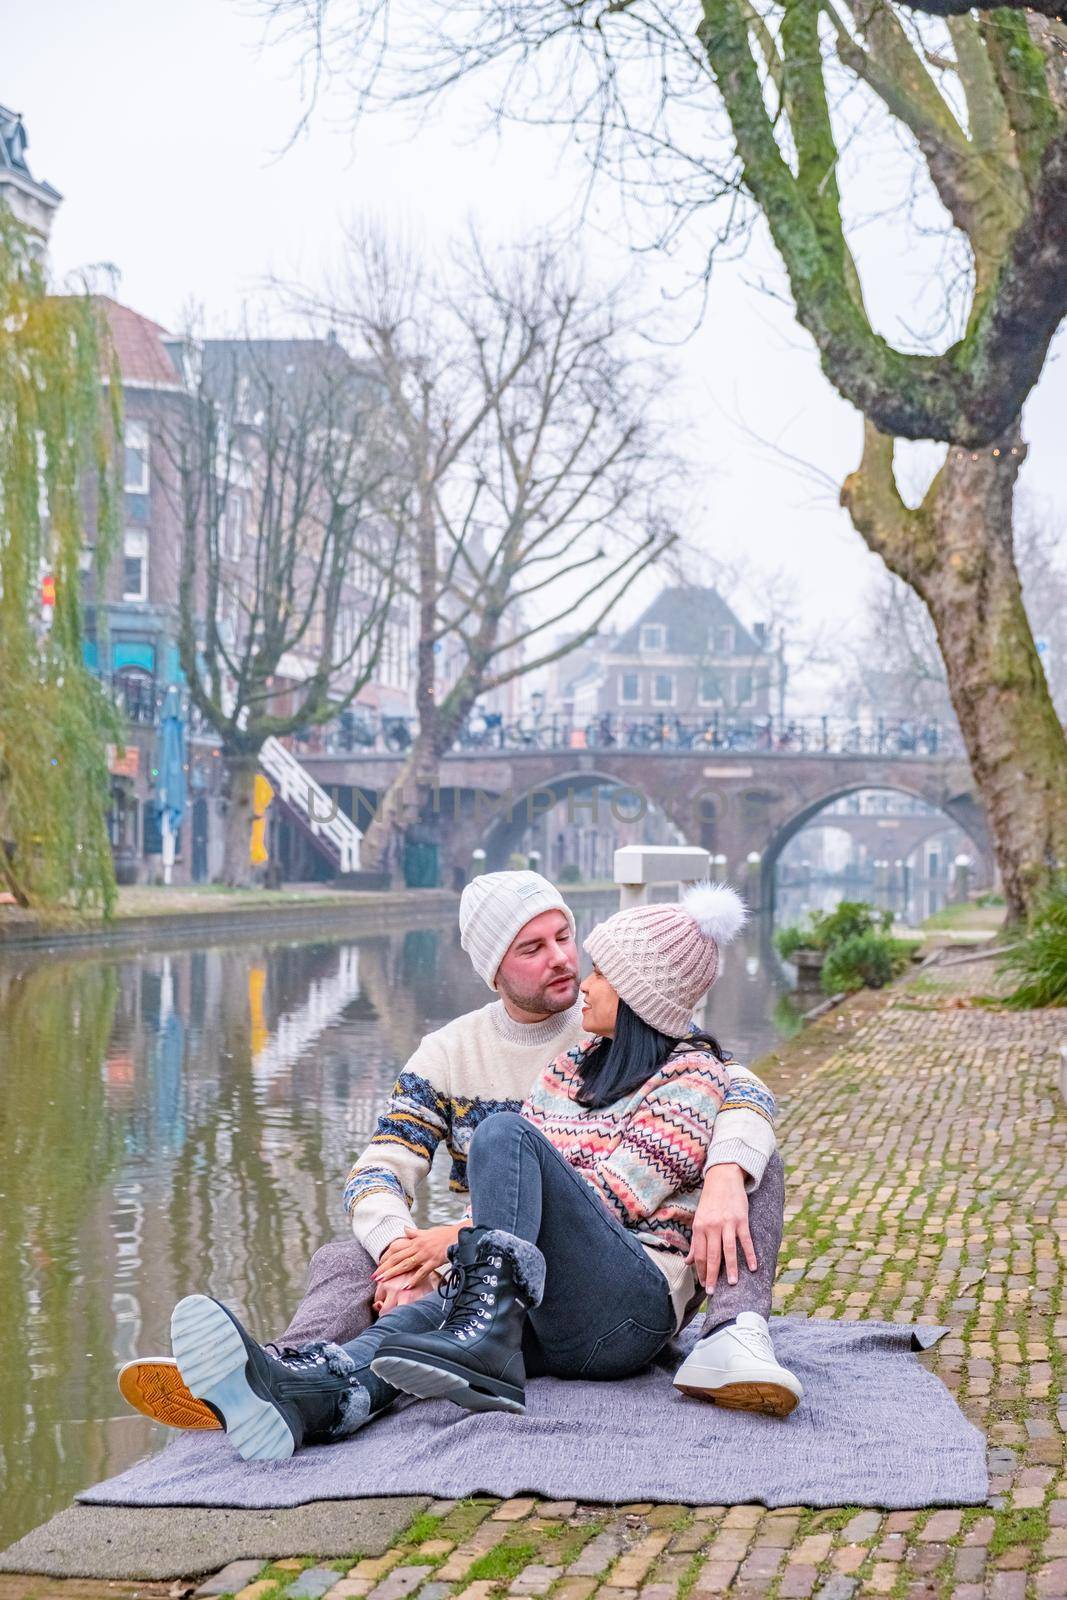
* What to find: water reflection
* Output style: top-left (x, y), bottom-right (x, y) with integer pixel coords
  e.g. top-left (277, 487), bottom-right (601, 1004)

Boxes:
top-left (775, 879), bottom-right (948, 930)
top-left (0, 898), bottom-right (792, 1549)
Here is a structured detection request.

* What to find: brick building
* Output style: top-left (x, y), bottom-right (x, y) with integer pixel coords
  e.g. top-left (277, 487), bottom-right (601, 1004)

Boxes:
top-left (76, 305), bottom-right (416, 883)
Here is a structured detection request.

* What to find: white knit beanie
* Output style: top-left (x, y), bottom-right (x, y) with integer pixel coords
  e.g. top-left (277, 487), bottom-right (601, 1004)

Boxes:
top-left (583, 882), bottom-right (747, 1035)
top-left (459, 870), bottom-right (576, 990)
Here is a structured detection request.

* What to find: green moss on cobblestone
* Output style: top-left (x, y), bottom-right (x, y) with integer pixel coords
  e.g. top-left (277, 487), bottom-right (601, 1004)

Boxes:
top-left (989, 1505), bottom-right (1050, 1557)
top-left (465, 1540), bottom-right (538, 1583)
top-left (675, 1549), bottom-right (706, 1600)
top-left (402, 1512), bottom-right (444, 1546)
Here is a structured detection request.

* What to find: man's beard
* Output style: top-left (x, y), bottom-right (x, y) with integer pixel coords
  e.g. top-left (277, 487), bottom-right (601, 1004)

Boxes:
top-left (500, 971), bottom-right (579, 1016)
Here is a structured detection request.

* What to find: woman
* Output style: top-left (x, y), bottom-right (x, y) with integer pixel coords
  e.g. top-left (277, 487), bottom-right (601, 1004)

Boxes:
top-left (169, 883), bottom-right (748, 1461)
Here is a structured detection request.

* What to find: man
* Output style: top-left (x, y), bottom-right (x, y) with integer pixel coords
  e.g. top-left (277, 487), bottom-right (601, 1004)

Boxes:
top-left (120, 871), bottom-right (800, 1425)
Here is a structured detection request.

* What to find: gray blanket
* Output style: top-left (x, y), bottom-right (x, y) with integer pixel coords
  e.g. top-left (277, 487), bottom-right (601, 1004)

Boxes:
top-left (79, 1319), bottom-right (988, 1511)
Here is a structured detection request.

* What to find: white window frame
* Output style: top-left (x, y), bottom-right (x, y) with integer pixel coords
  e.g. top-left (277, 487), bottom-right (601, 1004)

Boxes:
top-left (639, 623), bottom-right (666, 652)
top-left (619, 671), bottom-right (641, 705)
top-left (122, 530), bottom-right (148, 602)
top-left (124, 422), bottom-right (150, 494)
top-left (735, 670), bottom-right (755, 705)
top-left (651, 671), bottom-right (676, 706)
top-left (711, 624), bottom-right (735, 656)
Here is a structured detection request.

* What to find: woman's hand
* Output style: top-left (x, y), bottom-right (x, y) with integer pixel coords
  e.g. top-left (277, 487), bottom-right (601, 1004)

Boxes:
top-left (686, 1162), bottom-right (757, 1291)
top-left (373, 1266), bottom-right (438, 1316)
top-left (372, 1223), bottom-right (462, 1287)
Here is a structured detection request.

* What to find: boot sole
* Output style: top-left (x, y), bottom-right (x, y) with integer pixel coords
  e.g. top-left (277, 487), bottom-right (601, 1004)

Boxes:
top-left (171, 1295), bottom-right (296, 1461)
top-left (675, 1379), bottom-right (800, 1418)
top-left (117, 1357), bottom-right (222, 1430)
top-left (371, 1351), bottom-right (525, 1414)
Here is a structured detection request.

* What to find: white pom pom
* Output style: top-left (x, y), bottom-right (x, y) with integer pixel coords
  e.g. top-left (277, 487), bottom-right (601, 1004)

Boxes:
top-left (680, 881), bottom-right (747, 946)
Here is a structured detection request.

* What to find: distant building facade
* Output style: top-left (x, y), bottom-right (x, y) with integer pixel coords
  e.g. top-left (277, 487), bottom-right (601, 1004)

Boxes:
top-left (552, 585), bottom-right (780, 723)
top-left (74, 302), bottom-right (415, 884)
top-left (0, 105), bottom-right (61, 245)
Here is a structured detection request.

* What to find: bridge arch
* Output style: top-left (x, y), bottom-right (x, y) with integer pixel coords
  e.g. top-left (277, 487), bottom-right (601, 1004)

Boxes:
top-left (480, 767), bottom-right (680, 871)
top-left (762, 781), bottom-right (994, 902)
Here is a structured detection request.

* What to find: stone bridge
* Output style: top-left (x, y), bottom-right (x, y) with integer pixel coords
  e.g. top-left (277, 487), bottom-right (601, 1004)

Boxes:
top-left (302, 746), bottom-right (991, 900)
top-left (787, 810), bottom-right (969, 869)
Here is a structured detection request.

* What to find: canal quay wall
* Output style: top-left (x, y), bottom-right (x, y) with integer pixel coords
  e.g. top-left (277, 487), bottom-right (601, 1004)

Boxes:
top-left (1, 958), bottom-right (1063, 1597)
top-left (0, 884), bottom-right (619, 954)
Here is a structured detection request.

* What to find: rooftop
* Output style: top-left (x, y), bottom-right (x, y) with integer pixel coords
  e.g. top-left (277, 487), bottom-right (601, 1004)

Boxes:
top-left (0, 103), bottom-right (61, 201)
top-left (94, 297), bottom-right (184, 389)
top-left (611, 584), bottom-right (761, 656)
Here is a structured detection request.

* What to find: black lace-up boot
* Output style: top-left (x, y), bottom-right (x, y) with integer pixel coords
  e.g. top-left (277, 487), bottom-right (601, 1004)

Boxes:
top-left (370, 1226), bottom-right (546, 1414)
top-left (171, 1294), bottom-right (379, 1461)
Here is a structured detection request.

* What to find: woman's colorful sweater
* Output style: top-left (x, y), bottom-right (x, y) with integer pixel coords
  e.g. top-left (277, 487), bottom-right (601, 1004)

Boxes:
top-left (522, 1036), bottom-right (734, 1257)
top-left (344, 998), bottom-right (777, 1262)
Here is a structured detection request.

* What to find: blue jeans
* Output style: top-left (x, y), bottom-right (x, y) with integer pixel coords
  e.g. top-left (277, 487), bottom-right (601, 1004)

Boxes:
top-left (337, 1113), bottom-right (674, 1411)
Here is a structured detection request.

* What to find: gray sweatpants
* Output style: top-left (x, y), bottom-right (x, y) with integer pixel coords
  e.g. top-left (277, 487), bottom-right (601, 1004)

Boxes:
top-left (276, 1150), bottom-right (785, 1348)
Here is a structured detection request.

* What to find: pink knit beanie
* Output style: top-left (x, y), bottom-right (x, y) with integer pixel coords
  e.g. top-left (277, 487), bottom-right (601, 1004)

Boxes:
top-left (583, 882), bottom-right (747, 1035)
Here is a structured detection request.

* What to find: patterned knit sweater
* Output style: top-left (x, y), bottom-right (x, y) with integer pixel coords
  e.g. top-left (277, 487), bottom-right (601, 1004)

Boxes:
top-left (344, 998), bottom-right (777, 1262)
top-left (522, 1036), bottom-right (732, 1256)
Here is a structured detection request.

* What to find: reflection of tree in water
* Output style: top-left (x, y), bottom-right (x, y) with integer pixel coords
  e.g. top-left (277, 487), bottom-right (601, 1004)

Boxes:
top-left (166, 948), bottom-right (332, 1340)
top-left (0, 959), bottom-right (119, 1545)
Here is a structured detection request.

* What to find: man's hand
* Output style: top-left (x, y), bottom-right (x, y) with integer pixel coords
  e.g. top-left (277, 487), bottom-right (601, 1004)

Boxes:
top-left (686, 1162), bottom-right (757, 1291)
top-left (373, 1265), bottom-right (438, 1316)
top-left (372, 1223), bottom-right (462, 1288)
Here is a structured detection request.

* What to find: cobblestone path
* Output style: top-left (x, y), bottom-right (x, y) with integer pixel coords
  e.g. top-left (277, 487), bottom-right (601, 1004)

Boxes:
top-left (5, 966), bottom-right (1064, 1600)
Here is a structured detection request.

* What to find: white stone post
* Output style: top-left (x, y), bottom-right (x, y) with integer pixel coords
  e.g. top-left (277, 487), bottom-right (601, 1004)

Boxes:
top-left (614, 845), bottom-right (713, 910)
top-left (953, 854), bottom-right (972, 903)
top-left (746, 850), bottom-right (762, 910)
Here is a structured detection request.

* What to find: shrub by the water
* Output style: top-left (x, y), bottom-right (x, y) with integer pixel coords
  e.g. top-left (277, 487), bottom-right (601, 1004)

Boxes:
top-left (774, 900), bottom-right (893, 962)
top-left (999, 882), bottom-right (1067, 1008)
top-left (821, 930), bottom-right (912, 994)
top-left (558, 862), bottom-right (582, 884)
top-left (774, 923), bottom-right (809, 961)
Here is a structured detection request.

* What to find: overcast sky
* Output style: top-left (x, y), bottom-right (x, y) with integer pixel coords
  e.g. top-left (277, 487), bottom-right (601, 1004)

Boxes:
top-left (7, 0), bottom-right (1064, 703)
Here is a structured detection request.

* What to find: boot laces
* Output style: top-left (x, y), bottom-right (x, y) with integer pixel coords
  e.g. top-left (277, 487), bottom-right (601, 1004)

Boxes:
top-left (439, 1253), bottom-right (503, 1342)
top-left (275, 1343), bottom-right (330, 1374)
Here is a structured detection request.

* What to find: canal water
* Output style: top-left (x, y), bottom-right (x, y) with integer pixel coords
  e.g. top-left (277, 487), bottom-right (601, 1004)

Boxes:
top-left (0, 895), bottom-right (808, 1549)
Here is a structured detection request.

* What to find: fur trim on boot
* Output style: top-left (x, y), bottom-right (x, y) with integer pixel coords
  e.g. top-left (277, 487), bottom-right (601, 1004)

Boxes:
top-left (476, 1229), bottom-right (546, 1306)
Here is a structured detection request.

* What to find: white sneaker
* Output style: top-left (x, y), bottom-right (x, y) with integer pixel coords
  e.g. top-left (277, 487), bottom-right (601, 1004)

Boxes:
top-left (672, 1312), bottom-right (803, 1417)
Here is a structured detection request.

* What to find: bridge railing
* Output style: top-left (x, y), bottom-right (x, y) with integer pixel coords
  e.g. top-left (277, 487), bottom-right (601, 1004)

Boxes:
top-left (291, 711), bottom-right (965, 761)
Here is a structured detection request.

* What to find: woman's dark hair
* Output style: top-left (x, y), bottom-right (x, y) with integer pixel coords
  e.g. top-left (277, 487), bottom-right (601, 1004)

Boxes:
top-left (575, 997), bottom-right (730, 1110)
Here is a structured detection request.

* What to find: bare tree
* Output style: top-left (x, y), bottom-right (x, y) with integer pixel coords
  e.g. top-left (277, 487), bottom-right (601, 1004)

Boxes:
top-left (255, 0), bottom-right (1067, 448)
top-left (170, 331), bottom-right (404, 885)
top-left (253, 0), bottom-right (1067, 918)
top-left (301, 235), bottom-right (678, 877)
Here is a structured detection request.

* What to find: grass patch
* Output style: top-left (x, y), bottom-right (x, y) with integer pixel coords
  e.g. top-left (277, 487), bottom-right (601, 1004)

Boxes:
top-left (465, 1541), bottom-right (539, 1584)
top-left (922, 901), bottom-right (1006, 932)
top-left (402, 1512), bottom-right (444, 1547)
top-left (676, 1550), bottom-right (706, 1600)
top-left (989, 1506), bottom-right (1049, 1559)
top-left (808, 1506), bottom-right (864, 1535)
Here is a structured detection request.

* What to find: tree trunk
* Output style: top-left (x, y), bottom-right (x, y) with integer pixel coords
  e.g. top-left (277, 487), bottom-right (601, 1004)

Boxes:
top-left (843, 429), bottom-right (1067, 923)
top-left (358, 723), bottom-right (446, 879)
top-left (219, 752), bottom-right (260, 889)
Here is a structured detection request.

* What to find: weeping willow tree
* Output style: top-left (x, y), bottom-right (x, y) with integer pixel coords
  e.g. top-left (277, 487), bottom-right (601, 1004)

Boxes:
top-left (0, 208), bottom-right (121, 913)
